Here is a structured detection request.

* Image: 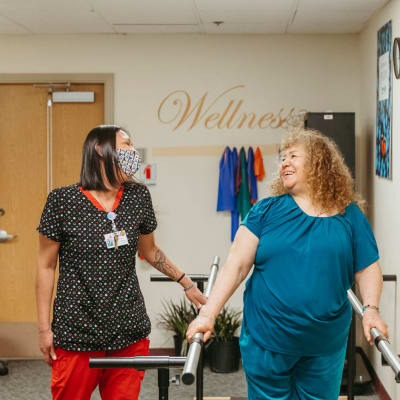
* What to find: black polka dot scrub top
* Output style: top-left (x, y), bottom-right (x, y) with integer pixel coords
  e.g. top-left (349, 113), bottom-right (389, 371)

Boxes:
top-left (37, 182), bottom-right (157, 352)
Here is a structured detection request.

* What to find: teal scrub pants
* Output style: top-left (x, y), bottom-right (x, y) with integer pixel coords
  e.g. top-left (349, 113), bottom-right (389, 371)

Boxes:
top-left (239, 329), bottom-right (347, 400)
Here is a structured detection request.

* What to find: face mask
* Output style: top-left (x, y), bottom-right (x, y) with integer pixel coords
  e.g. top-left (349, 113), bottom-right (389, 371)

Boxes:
top-left (116, 148), bottom-right (141, 177)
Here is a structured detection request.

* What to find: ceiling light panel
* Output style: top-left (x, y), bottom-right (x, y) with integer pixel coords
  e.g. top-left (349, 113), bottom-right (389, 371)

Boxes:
top-left (0, 0), bottom-right (113, 34)
top-left (91, 0), bottom-right (198, 25)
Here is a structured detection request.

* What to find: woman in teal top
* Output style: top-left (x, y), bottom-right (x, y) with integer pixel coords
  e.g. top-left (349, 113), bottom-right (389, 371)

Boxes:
top-left (187, 128), bottom-right (388, 400)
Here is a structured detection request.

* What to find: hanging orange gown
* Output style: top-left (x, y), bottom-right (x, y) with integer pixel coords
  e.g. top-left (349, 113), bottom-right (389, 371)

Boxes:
top-left (254, 147), bottom-right (265, 181)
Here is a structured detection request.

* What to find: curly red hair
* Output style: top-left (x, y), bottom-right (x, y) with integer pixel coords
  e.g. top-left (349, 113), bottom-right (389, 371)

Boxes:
top-left (271, 128), bottom-right (365, 214)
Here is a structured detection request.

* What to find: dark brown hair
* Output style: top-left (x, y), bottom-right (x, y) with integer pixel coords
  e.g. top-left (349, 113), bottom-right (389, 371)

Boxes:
top-left (79, 125), bottom-right (124, 191)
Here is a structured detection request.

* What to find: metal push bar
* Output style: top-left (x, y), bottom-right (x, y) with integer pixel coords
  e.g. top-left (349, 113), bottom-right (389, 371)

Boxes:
top-left (347, 289), bottom-right (400, 383)
top-left (89, 256), bottom-right (220, 400)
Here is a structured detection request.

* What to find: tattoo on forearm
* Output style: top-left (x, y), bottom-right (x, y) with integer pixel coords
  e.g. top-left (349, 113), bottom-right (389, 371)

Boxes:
top-left (154, 249), bottom-right (178, 279)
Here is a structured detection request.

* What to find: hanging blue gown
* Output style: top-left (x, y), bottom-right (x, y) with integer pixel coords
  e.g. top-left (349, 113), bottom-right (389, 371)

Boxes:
top-left (217, 146), bottom-right (239, 241)
top-left (230, 148), bottom-right (239, 240)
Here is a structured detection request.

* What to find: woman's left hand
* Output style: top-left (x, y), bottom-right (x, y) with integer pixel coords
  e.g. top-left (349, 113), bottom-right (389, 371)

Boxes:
top-left (362, 309), bottom-right (389, 345)
top-left (184, 286), bottom-right (207, 309)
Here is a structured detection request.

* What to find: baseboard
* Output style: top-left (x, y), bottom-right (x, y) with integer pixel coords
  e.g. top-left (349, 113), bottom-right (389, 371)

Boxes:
top-left (149, 347), bottom-right (175, 356)
top-left (374, 379), bottom-right (392, 400)
top-left (356, 347), bottom-right (391, 400)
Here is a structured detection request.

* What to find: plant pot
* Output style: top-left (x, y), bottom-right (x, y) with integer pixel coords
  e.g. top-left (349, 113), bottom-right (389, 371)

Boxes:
top-left (209, 337), bottom-right (240, 373)
top-left (173, 334), bottom-right (182, 356)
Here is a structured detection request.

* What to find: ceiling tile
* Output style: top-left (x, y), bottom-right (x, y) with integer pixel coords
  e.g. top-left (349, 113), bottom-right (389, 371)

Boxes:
top-left (0, 0), bottom-right (114, 33)
top-left (113, 24), bottom-right (200, 34)
top-left (204, 22), bottom-right (287, 34)
top-left (196, 0), bottom-right (295, 25)
top-left (287, 0), bottom-right (389, 33)
top-left (0, 15), bottom-right (30, 34)
top-left (91, 0), bottom-right (197, 25)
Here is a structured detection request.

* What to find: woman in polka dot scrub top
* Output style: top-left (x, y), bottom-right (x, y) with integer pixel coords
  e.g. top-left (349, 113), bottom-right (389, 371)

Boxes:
top-left (36, 125), bottom-right (206, 400)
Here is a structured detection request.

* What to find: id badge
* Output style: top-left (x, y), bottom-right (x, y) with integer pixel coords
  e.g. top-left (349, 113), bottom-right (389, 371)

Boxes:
top-left (104, 230), bottom-right (129, 249)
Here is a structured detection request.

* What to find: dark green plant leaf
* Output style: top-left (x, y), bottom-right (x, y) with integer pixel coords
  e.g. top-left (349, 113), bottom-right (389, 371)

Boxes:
top-left (212, 306), bottom-right (242, 343)
top-left (157, 297), bottom-right (197, 340)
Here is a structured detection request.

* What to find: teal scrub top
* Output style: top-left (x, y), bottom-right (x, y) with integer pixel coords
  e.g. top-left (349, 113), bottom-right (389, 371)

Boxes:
top-left (241, 194), bottom-right (379, 356)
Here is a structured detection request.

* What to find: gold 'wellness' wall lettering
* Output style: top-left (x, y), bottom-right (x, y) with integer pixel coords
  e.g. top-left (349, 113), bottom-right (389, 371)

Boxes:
top-left (157, 85), bottom-right (307, 131)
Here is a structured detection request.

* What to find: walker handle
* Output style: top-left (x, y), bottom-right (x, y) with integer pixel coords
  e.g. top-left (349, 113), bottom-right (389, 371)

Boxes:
top-left (347, 289), bottom-right (400, 382)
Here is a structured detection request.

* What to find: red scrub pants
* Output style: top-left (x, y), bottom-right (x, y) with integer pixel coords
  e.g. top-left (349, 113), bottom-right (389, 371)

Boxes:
top-left (51, 338), bottom-right (149, 400)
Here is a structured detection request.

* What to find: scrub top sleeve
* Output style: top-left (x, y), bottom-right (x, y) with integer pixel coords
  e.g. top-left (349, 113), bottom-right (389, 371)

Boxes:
top-left (37, 189), bottom-right (63, 242)
top-left (346, 203), bottom-right (379, 272)
top-left (240, 197), bottom-right (272, 238)
top-left (139, 185), bottom-right (158, 235)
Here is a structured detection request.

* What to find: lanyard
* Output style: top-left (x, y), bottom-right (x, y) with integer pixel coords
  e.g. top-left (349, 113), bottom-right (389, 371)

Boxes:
top-left (107, 211), bottom-right (118, 232)
top-left (107, 211), bottom-right (119, 250)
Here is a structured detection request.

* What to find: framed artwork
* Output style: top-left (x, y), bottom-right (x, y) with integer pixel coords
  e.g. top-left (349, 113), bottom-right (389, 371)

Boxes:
top-left (376, 20), bottom-right (392, 179)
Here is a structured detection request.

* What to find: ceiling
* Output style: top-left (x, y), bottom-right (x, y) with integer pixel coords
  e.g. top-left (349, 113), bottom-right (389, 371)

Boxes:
top-left (0, 0), bottom-right (390, 35)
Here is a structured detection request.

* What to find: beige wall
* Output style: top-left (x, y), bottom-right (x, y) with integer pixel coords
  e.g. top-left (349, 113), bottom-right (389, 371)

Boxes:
top-left (0, 35), bottom-right (362, 350)
top-left (360, 0), bottom-right (400, 398)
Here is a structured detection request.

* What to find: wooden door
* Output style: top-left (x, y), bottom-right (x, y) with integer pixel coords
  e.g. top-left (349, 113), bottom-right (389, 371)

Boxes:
top-left (52, 83), bottom-right (104, 188)
top-left (0, 82), bottom-right (104, 358)
top-left (0, 84), bottom-right (48, 357)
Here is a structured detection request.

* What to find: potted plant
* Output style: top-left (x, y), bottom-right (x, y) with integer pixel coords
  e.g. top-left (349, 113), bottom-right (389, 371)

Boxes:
top-left (158, 298), bottom-right (196, 356)
top-left (208, 306), bottom-right (242, 373)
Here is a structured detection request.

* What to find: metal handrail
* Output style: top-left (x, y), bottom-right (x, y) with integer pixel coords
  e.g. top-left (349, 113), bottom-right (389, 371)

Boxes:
top-left (89, 356), bottom-right (186, 370)
top-left (347, 289), bottom-right (400, 383)
top-left (150, 274), bottom-right (210, 282)
top-left (181, 256), bottom-right (219, 385)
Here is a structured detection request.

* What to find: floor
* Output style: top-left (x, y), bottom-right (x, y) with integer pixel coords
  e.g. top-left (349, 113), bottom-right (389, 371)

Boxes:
top-left (0, 360), bottom-right (380, 400)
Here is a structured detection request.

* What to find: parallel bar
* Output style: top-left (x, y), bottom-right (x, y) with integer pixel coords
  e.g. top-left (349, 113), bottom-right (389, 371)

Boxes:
top-left (347, 289), bottom-right (400, 383)
top-left (182, 257), bottom-right (220, 385)
top-left (182, 337), bottom-right (202, 385)
top-left (90, 255), bottom-right (221, 396)
top-left (89, 356), bottom-right (186, 370)
top-left (204, 256), bottom-right (220, 298)
top-left (151, 274), bottom-right (209, 282)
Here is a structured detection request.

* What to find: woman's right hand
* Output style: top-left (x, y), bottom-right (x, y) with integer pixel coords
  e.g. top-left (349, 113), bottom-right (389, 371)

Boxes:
top-left (186, 314), bottom-right (215, 343)
top-left (39, 329), bottom-right (57, 366)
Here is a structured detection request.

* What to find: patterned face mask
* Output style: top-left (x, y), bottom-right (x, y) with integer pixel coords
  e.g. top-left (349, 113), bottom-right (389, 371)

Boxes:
top-left (116, 148), bottom-right (141, 177)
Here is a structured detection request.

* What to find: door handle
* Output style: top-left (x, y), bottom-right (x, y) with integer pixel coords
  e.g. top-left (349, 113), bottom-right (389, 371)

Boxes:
top-left (0, 230), bottom-right (16, 242)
